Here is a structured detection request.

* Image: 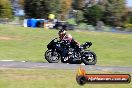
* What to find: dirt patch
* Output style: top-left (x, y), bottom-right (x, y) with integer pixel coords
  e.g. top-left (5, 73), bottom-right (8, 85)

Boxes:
top-left (0, 36), bottom-right (13, 40)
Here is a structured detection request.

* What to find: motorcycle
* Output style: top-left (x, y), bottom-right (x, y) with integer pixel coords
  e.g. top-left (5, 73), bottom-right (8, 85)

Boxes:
top-left (44, 38), bottom-right (97, 65)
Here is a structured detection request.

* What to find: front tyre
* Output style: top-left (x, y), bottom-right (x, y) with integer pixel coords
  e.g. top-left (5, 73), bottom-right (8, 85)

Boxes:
top-left (81, 51), bottom-right (97, 65)
top-left (45, 50), bottom-right (61, 63)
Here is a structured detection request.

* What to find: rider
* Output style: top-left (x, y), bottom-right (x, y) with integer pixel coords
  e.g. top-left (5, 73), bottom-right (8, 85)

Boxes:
top-left (58, 29), bottom-right (81, 62)
top-left (58, 29), bottom-right (80, 49)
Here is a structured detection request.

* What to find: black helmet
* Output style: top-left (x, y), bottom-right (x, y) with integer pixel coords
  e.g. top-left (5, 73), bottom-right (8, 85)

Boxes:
top-left (58, 29), bottom-right (66, 35)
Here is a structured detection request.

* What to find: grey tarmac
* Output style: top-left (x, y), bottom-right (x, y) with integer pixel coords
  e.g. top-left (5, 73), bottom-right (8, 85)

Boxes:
top-left (0, 61), bottom-right (132, 72)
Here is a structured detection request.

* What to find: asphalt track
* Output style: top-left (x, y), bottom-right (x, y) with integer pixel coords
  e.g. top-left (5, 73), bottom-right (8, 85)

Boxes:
top-left (0, 61), bottom-right (132, 72)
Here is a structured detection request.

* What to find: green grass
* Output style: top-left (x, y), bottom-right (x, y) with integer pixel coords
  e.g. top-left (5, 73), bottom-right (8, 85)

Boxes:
top-left (0, 24), bottom-right (132, 66)
top-left (0, 24), bottom-right (132, 88)
top-left (0, 68), bottom-right (131, 88)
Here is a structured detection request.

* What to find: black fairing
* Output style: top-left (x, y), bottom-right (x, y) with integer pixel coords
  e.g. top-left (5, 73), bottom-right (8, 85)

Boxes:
top-left (47, 40), bottom-right (55, 49)
top-left (47, 39), bottom-right (64, 53)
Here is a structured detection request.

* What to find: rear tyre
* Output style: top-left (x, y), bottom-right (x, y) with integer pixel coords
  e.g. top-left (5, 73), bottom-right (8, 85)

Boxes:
top-left (45, 50), bottom-right (61, 63)
top-left (81, 51), bottom-right (97, 65)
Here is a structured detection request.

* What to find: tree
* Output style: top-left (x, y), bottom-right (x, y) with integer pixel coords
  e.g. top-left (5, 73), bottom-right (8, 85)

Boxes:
top-left (18, 0), bottom-right (24, 8)
top-left (72, 0), bottom-right (98, 24)
top-left (60, 0), bottom-right (72, 20)
top-left (83, 5), bottom-right (103, 25)
top-left (72, 0), bottom-right (97, 10)
top-left (72, 0), bottom-right (84, 10)
top-left (24, 0), bottom-right (62, 18)
top-left (0, 0), bottom-right (13, 18)
top-left (102, 0), bottom-right (127, 26)
top-left (83, 0), bottom-right (127, 26)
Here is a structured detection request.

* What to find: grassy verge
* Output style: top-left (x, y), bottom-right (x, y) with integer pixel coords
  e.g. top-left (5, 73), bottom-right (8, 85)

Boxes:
top-left (0, 24), bottom-right (132, 66)
top-left (0, 68), bottom-right (131, 88)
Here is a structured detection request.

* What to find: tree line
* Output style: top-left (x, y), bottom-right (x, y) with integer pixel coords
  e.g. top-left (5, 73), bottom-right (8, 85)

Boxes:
top-left (0, 0), bottom-right (13, 18)
top-left (0, 0), bottom-right (131, 27)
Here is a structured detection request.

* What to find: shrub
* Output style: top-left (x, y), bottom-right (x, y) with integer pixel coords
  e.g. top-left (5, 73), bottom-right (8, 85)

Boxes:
top-left (124, 23), bottom-right (132, 31)
top-left (66, 18), bottom-right (76, 25)
top-left (76, 23), bottom-right (95, 31)
top-left (76, 23), bottom-right (88, 30)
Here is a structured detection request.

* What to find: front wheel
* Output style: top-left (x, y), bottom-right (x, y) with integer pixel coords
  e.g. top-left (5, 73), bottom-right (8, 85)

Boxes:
top-left (45, 49), bottom-right (61, 63)
top-left (81, 51), bottom-right (97, 65)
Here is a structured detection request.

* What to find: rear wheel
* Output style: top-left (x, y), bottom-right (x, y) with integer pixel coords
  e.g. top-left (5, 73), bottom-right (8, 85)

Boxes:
top-left (45, 50), bottom-right (61, 63)
top-left (81, 51), bottom-right (97, 65)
